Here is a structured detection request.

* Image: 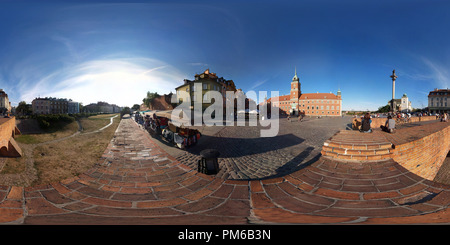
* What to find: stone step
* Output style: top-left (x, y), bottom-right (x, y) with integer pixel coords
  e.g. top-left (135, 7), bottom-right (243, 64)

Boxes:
top-left (322, 145), bottom-right (391, 155)
top-left (324, 140), bottom-right (392, 150)
top-left (321, 149), bottom-right (393, 161)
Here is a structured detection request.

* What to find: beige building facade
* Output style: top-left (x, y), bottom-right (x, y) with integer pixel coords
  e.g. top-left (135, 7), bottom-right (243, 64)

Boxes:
top-left (428, 88), bottom-right (449, 114)
top-left (0, 89), bottom-right (11, 113)
top-left (32, 97), bottom-right (68, 114)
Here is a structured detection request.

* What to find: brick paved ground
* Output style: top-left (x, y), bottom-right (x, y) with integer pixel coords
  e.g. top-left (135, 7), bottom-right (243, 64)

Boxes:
top-left (175, 116), bottom-right (350, 180)
top-left (0, 116), bottom-right (448, 224)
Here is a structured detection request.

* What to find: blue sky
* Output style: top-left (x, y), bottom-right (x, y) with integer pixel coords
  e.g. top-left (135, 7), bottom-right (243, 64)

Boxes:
top-left (0, 0), bottom-right (449, 110)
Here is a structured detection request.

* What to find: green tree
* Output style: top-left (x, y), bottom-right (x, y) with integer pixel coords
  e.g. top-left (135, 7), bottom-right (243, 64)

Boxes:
top-left (16, 101), bottom-right (32, 115)
top-left (79, 102), bottom-right (84, 112)
top-left (131, 104), bottom-right (140, 111)
top-left (376, 104), bottom-right (390, 113)
top-left (120, 107), bottom-right (131, 118)
top-left (142, 91), bottom-right (159, 108)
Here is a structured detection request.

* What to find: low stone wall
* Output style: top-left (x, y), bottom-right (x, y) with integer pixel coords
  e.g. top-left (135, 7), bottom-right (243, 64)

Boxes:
top-left (352, 116), bottom-right (437, 130)
top-left (392, 124), bottom-right (450, 180)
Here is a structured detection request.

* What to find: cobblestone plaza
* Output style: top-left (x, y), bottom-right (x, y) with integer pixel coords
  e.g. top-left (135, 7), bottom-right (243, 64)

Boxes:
top-left (172, 116), bottom-right (350, 180)
top-left (1, 115), bottom-right (448, 225)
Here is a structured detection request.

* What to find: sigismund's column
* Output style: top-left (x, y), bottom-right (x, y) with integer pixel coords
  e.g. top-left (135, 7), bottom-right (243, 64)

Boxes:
top-left (390, 69), bottom-right (398, 112)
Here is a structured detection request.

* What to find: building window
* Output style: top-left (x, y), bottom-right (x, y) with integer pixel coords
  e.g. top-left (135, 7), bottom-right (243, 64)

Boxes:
top-left (203, 83), bottom-right (208, 90)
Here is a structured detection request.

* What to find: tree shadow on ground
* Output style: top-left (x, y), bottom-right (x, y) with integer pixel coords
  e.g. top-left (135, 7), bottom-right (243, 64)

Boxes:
top-left (267, 146), bottom-right (321, 179)
top-left (184, 133), bottom-right (305, 158)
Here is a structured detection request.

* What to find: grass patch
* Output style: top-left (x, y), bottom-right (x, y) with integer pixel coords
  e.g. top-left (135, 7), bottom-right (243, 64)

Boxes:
top-left (0, 157), bottom-right (26, 174)
top-left (0, 114), bottom-right (119, 186)
top-left (15, 120), bottom-right (79, 144)
top-left (14, 134), bottom-right (41, 144)
top-left (31, 115), bottom-right (119, 186)
top-left (79, 113), bottom-right (117, 132)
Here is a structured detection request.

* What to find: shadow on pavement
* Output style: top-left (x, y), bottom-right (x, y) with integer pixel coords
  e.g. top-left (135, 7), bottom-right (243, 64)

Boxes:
top-left (270, 146), bottom-right (321, 179)
top-left (184, 133), bottom-right (305, 158)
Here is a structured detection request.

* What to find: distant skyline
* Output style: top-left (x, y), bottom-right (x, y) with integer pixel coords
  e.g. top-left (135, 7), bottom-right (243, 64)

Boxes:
top-left (1, 0), bottom-right (449, 110)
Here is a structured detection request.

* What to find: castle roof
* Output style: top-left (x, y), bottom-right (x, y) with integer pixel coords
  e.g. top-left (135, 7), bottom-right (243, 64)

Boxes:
top-left (266, 95), bottom-right (290, 103)
top-left (299, 93), bottom-right (340, 100)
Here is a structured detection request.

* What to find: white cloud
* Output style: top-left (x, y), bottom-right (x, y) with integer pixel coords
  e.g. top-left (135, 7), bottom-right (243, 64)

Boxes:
top-left (250, 78), bottom-right (269, 90)
top-left (19, 57), bottom-right (185, 107)
top-left (421, 57), bottom-right (450, 89)
top-left (187, 62), bottom-right (208, 67)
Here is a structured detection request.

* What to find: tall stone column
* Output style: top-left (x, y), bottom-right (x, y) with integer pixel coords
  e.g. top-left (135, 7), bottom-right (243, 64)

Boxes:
top-left (390, 69), bottom-right (397, 112)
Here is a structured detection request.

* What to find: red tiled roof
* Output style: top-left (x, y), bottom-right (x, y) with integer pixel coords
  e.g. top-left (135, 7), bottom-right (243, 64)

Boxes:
top-left (267, 95), bottom-right (290, 103)
top-left (299, 93), bottom-right (339, 100)
top-left (267, 93), bottom-right (340, 102)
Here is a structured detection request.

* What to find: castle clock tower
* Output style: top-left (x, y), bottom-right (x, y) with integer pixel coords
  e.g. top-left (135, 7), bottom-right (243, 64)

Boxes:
top-left (290, 67), bottom-right (301, 115)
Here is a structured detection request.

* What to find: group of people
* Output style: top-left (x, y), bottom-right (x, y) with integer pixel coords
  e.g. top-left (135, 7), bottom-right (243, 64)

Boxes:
top-left (135, 112), bottom-right (169, 134)
top-left (287, 114), bottom-right (304, 122)
top-left (133, 112), bottom-right (201, 149)
top-left (360, 112), bottom-right (396, 134)
top-left (360, 111), bottom-right (449, 134)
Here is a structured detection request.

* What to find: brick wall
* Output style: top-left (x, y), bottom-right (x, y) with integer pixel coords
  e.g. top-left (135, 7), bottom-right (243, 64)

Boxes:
top-left (0, 117), bottom-right (22, 157)
top-left (151, 95), bottom-right (174, 110)
top-left (391, 124), bottom-right (450, 180)
top-left (352, 116), bottom-right (437, 130)
top-left (0, 117), bottom-right (15, 148)
top-left (299, 99), bottom-right (342, 116)
top-left (141, 94), bottom-right (174, 111)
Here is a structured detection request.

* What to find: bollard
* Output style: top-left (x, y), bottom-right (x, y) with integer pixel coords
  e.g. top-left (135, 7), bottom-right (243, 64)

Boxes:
top-left (197, 149), bottom-right (220, 175)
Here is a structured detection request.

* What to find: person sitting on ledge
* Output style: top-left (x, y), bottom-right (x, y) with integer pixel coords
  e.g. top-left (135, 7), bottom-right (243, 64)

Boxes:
top-left (381, 115), bottom-right (396, 133)
top-left (441, 113), bottom-right (448, 122)
top-left (360, 112), bottom-right (372, 133)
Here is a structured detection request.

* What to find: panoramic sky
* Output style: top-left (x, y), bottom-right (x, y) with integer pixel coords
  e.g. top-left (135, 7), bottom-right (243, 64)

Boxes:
top-left (1, 0), bottom-right (449, 110)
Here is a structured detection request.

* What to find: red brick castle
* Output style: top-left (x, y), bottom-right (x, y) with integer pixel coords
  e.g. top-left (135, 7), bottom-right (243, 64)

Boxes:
top-left (268, 68), bottom-right (342, 116)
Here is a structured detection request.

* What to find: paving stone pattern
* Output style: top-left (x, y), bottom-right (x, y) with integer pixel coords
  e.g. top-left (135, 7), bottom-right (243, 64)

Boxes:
top-left (176, 116), bottom-right (350, 180)
top-left (0, 117), bottom-right (449, 224)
